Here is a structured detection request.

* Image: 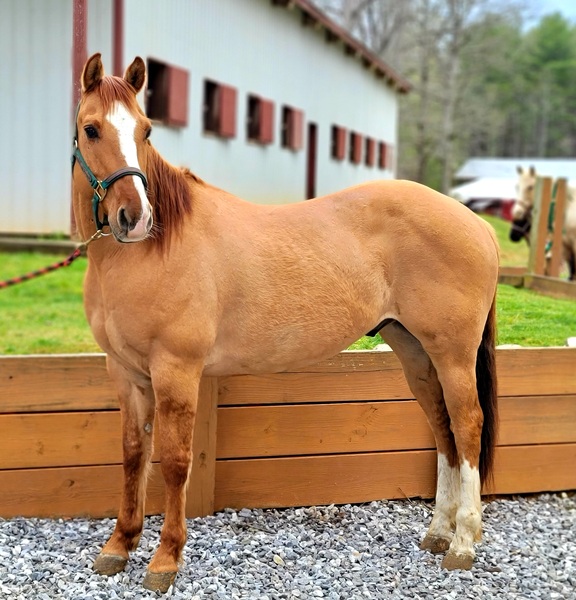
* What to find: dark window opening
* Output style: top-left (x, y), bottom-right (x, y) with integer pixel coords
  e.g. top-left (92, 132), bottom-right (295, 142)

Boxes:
top-left (145, 58), bottom-right (189, 127)
top-left (365, 137), bottom-right (375, 167)
top-left (378, 142), bottom-right (387, 169)
top-left (203, 80), bottom-right (237, 138)
top-left (331, 125), bottom-right (346, 160)
top-left (247, 95), bottom-right (274, 144)
top-left (281, 106), bottom-right (304, 150)
top-left (349, 131), bottom-right (362, 164)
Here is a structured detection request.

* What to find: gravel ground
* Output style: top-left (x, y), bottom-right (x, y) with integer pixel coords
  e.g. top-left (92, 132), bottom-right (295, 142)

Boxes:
top-left (0, 493), bottom-right (574, 599)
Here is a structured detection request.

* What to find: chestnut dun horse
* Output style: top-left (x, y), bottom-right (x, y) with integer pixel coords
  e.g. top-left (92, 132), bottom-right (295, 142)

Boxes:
top-left (510, 165), bottom-right (576, 280)
top-left (73, 54), bottom-right (499, 593)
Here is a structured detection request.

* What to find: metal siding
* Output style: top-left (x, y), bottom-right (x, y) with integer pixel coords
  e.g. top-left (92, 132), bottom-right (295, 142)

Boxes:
top-left (0, 0), bottom-right (73, 234)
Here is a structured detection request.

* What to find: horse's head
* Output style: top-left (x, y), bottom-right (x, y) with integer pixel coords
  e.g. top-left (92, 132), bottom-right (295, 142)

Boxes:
top-left (509, 165), bottom-right (535, 243)
top-left (73, 53), bottom-right (153, 243)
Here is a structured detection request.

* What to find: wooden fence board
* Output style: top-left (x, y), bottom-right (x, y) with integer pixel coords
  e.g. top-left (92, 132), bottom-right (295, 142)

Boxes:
top-left (215, 450), bottom-right (438, 510)
top-left (0, 464), bottom-right (165, 519)
top-left (0, 411), bottom-right (122, 469)
top-left (489, 443), bottom-right (576, 495)
top-left (187, 377), bottom-right (218, 517)
top-left (215, 444), bottom-right (576, 511)
top-left (218, 370), bottom-right (412, 405)
top-left (2, 350), bottom-right (575, 413)
top-left (498, 395), bottom-right (576, 446)
top-left (0, 354), bottom-right (113, 413)
top-left (217, 396), bottom-right (576, 459)
top-left (1, 395), bottom-right (574, 469)
top-left (217, 401), bottom-right (434, 458)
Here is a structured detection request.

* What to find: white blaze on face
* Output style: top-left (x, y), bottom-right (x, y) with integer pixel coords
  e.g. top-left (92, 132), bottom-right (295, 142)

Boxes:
top-left (106, 101), bottom-right (152, 238)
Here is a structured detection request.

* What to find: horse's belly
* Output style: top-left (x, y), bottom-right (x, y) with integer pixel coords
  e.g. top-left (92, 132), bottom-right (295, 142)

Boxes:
top-left (203, 316), bottom-right (376, 376)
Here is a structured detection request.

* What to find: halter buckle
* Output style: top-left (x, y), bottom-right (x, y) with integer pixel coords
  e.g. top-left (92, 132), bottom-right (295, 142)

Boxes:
top-left (94, 182), bottom-right (108, 203)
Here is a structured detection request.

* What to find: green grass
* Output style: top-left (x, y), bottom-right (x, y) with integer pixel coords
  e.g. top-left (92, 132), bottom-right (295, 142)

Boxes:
top-left (1, 238), bottom-right (575, 354)
top-left (0, 252), bottom-right (99, 354)
top-left (480, 214), bottom-right (529, 267)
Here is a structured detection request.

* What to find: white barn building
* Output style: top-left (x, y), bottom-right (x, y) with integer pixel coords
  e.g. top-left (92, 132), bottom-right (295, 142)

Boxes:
top-left (1, 0), bottom-right (409, 235)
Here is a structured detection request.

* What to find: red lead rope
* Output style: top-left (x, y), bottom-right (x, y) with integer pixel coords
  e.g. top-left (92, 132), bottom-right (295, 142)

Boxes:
top-left (0, 248), bottom-right (84, 289)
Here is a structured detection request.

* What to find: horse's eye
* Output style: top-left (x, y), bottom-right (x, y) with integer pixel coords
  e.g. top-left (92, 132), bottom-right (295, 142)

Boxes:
top-left (145, 127), bottom-right (152, 140)
top-left (84, 125), bottom-right (99, 140)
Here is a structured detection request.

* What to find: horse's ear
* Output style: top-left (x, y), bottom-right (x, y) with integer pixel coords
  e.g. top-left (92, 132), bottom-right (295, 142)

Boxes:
top-left (124, 57), bottom-right (146, 93)
top-left (82, 53), bottom-right (104, 92)
top-left (516, 165), bottom-right (523, 175)
top-left (529, 165), bottom-right (536, 176)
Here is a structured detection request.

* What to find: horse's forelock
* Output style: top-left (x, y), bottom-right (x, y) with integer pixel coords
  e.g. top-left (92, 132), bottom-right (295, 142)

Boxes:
top-left (90, 76), bottom-right (141, 116)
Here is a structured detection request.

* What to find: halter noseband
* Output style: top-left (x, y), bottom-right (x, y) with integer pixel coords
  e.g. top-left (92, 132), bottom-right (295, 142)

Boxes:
top-left (71, 102), bottom-right (148, 232)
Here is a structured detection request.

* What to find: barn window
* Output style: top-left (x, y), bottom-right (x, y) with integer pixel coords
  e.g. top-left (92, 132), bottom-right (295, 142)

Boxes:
top-left (145, 58), bottom-right (189, 127)
top-left (281, 106), bottom-right (304, 150)
top-left (203, 79), bottom-right (237, 138)
top-left (378, 142), bottom-right (388, 169)
top-left (349, 131), bottom-right (363, 164)
top-left (331, 125), bottom-right (347, 160)
top-left (247, 95), bottom-right (274, 144)
top-left (365, 137), bottom-right (375, 167)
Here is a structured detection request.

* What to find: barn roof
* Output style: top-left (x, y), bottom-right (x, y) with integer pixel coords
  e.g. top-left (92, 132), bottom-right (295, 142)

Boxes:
top-left (272, 0), bottom-right (411, 94)
top-left (455, 157), bottom-right (576, 181)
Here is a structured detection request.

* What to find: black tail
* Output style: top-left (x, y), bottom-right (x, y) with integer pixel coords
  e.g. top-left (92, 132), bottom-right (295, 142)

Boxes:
top-left (476, 295), bottom-right (498, 488)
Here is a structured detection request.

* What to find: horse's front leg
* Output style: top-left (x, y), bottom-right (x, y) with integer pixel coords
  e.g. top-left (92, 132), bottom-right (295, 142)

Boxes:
top-left (93, 358), bottom-right (155, 576)
top-left (143, 359), bottom-right (202, 593)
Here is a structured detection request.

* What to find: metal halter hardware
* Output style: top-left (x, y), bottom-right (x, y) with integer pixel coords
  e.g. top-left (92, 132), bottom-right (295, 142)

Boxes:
top-left (71, 102), bottom-right (148, 232)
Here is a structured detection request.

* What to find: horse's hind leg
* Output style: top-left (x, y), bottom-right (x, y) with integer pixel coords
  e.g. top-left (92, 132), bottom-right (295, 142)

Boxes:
top-left (93, 358), bottom-right (155, 575)
top-left (430, 348), bottom-right (485, 570)
top-left (381, 322), bottom-right (459, 555)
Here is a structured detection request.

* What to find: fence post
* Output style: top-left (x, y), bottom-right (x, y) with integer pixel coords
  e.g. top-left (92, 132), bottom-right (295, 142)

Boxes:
top-left (527, 176), bottom-right (553, 276)
top-left (186, 376), bottom-right (218, 517)
top-left (548, 178), bottom-right (567, 278)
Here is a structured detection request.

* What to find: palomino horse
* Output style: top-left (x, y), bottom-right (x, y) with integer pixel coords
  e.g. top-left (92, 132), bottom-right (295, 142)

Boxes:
top-left (73, 54), bottom-right (499, 593)
top-left (510, 165), bottom-right (576, 280)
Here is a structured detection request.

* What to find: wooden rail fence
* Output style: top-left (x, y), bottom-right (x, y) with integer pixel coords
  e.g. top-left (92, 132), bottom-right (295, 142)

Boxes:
top-left (500, 176), bottom-right (576, 299)
top-left (1, 349), bottom-right (575, 519)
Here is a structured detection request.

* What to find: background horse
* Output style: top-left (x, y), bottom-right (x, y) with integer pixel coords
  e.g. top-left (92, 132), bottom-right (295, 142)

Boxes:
top-left (72, 54), bottom-right (500, 593)
top-left (510, 165), bottom-right (576, 280)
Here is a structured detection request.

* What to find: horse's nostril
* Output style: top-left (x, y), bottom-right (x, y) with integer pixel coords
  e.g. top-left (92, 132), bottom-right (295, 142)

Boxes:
top-left (118, 207), bottom-right (129, 231)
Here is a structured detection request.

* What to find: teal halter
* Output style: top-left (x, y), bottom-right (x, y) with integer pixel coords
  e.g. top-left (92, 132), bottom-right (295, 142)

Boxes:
top-left (71, 102), bottom-right (148, 231)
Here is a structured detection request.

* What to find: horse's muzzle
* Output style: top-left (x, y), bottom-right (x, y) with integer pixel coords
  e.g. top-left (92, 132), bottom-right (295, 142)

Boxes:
top-left (114, 204), bottom-right (154, 242)
top-left (509, 219), bottom-right (529, 243)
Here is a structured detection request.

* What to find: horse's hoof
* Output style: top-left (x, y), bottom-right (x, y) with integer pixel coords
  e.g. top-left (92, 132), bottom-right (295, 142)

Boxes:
top-left (420, 535), bottom-right (451, 554)
top-left (441, 551), bottom-right (474, 571)
top-left (143, 570), bottom-right (177, 593)
top-left (93, 553), bottom-right (128, 576)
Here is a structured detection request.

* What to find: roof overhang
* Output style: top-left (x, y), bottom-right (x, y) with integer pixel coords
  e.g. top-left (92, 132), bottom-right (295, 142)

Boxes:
top-left (270, 0), bottom-right (412, 94)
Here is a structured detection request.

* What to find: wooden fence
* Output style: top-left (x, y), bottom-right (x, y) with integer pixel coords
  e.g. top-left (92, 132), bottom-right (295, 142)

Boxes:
top-left (506, 176), bottom-right (576, 299)
top-left (1, 349), bottom-right (575, 519)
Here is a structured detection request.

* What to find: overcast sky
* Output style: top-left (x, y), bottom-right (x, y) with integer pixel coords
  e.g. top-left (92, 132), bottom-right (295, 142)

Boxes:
top-left (532, 0), bottom-right (576, 20)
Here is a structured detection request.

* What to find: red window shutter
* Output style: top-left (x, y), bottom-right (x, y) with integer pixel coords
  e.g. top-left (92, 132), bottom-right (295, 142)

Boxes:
top-left (387, 145), bottom-right (394, 170)
top-left (365, 137), bottom-right (375, 166)
top-left (352, 133), bottom-right (363, 164)
top-left (333, 126), bottom-right (346, 160)
top-left (289, 108), bottom-right (304, 150)
top-left (167, 65), bottom-right (189, 127)
top-left (259, 98), bottom-right (274, 144)
top-left (219, 84), bottom-right (237, 138)
top-left (379, 142), bottom-right (387, 169)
